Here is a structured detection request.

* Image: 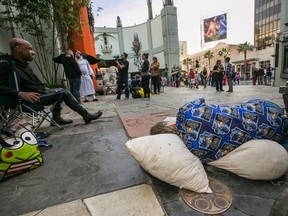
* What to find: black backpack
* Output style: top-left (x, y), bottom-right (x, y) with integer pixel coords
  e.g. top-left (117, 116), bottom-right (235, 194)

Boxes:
top-left (0, 53), bottom-right (11, 63)
top-left (0, 53), bottom-right (18, 90)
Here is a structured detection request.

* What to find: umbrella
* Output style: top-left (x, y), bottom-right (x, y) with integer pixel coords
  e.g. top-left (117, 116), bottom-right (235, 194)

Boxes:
top-left (81, 53), bottom-right (102, 65)
top-left (52, 52), bottom-right (102, 65)
top-left (52, 53), bottom-right (65, 64)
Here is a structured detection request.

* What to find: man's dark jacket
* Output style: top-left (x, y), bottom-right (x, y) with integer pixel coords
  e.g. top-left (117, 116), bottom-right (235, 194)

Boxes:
top-left (0, 57), bottom-right (46, 98)
top-left (62, 56), bottom-right (82, 79)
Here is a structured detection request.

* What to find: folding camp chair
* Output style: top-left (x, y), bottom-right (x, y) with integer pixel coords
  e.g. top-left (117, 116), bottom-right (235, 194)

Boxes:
top-left (0, 96), bottom-right (63, 132)
top-left (0, 59), bottom-right (63, 132)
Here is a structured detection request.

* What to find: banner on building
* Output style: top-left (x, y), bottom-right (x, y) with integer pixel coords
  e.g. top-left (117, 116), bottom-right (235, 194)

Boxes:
top-left (203, 13), bottom-right (227, 43)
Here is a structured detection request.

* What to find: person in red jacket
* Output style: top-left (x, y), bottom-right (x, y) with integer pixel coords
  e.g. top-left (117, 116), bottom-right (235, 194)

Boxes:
top-left (189, 68), bottom-right (195, 88)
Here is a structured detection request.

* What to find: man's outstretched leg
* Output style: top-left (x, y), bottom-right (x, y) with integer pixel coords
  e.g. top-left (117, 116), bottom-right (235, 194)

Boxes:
top-left (40, 89), bottom-right (102, 125)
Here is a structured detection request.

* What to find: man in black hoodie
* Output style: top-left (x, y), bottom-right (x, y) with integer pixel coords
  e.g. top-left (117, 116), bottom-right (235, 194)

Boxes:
top-left (62, 49), bottom-right (82, 103)
top-left (0, 38), bottom-right (102, 125)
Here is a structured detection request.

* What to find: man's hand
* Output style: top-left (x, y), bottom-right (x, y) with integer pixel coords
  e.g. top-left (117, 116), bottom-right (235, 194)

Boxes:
top-left (18, 92), bottom-right (41, 103)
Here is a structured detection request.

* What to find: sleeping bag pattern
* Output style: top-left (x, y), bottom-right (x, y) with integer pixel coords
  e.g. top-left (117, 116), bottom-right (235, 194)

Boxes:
top-left (176, 98), bottom-right (288, 163)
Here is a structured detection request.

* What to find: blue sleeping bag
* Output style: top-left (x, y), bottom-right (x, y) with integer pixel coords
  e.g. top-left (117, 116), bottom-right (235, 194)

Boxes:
top-left (176, 98), bottom-right (288, 163)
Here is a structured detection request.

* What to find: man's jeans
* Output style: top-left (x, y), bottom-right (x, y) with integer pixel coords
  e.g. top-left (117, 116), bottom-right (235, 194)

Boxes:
top-left (0, 89), bottom-right (87, 120)
top-left (69, 78), bottom-right (81, 102)
top-left (38, 88), bottom-right (87, 119)
top-left (152, 76), bottom-right (161, 93)
top-left (258, 75), bottom-right (264, 85)
top-left (117, 76), bottom-right (129, 99)
top-left (215, 75), bottom-right (223, 91)
top-left (227, 75), bottom-right (233, 91)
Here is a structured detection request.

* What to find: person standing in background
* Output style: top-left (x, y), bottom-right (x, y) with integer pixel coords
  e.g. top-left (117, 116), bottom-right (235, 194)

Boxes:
top-left (150, 56), bottom-right (161, 94)
top-left (225, 57), bottom-right (233, 92)
top-left (74, 51), bottom-right (98, 102)
top-left (62, 49), bottom-right (82, 102)
top-left (266, 64), bottom-right (272, 85)
top-left (252, 65), bottom-right (258, 85)
top-left (263, 65), bottom-right (267, 85)
top-left (202, 67), bottom-right (208, 89)
top-left (208, 70), bottom-right (214, 87)
top-left (213, 60), bottom-right (224, 92)
top-left (189, 68), bottom-right (195, 88)
top-left (140, 53), bottom-right (151, 100)
top-left (115, 52), bottom-right (130, 100)
top-left (235, 72), bottom-right (241, 85)
top-left (257, 66), bottom-right (264, 85)
top-left (195, 70), bottom-right (200, 89)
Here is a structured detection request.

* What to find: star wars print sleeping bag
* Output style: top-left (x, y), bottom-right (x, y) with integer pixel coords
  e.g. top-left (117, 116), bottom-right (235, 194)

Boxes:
top-left (176, 98), bottom-right (288, 163)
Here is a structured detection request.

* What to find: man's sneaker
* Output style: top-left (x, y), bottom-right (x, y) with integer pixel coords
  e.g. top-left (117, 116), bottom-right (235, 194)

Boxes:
top-left (93, 98), bottom-right (98, 101)
top-left (52, 117), bottom-right (73, 126)
top-left (124, 97), bottom-right (129, 100)
top-left (83, 111), bottom-right (103, 124)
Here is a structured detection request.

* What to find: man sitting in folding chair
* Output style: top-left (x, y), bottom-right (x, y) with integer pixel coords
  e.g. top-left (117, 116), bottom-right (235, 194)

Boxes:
top-left (0, 38), bottom-right (102, 127)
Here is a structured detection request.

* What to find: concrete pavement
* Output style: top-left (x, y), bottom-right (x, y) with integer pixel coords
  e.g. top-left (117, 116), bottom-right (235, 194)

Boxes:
top-left (0, 83), bottom-right (287, 216)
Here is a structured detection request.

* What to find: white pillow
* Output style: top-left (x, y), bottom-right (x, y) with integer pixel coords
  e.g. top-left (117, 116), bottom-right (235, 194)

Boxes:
top-left (208, 139), bottom-right (288, 180)
top-left (126, 134), bottom-right (212, 193)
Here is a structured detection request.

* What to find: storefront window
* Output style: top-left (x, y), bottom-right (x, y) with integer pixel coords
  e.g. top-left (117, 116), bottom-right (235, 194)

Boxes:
top-left (260, 60), bottom-right (270, 69)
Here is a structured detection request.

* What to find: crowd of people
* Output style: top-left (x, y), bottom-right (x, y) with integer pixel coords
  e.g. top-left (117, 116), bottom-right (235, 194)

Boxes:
top-left (181, 57), bottom-right (240, 92)
top-left (252, 64), bottom-right (274, 86)
top-left (112, 53), bottom-right (274, 99)
top-left (179, 61), bottom-right (274, 91)
top-left (115, 57), bottom-right (274, 98)
top-left (115, 52), bottom-right (163, 100)
top-left (101, 52), bottom-right (274, 99)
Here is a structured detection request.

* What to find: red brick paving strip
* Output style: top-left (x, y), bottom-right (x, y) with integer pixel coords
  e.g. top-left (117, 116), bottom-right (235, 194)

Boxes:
top-left (120, 112), bottom-right (173, 138)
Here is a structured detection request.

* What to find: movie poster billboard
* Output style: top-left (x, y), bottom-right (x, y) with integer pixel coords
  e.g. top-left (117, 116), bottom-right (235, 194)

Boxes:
top-left (203, 13), bottom-right (227, 43)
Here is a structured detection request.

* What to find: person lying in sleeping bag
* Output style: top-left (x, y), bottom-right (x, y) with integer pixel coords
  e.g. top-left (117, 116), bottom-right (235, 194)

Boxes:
top-left (175, 98), bottom-right (288, 163)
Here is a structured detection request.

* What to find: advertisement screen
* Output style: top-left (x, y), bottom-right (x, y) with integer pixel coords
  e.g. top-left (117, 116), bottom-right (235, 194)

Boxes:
top-left (203, 13), bottom-right (227, 43)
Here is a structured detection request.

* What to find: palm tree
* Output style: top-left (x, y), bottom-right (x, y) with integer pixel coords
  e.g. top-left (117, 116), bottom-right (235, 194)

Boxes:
top-left (218, 47), bottom-right (230, 61)
top-left (182, 57), bottom-right (192, 72)
top-left (237, 41), bottom-right (254, 70)
top-left (204, 50), bottom-right (214, 71)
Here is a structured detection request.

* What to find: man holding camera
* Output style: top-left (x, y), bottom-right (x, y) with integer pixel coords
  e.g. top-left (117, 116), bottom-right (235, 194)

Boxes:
top-left (115, 52), bottom-right (129, 100)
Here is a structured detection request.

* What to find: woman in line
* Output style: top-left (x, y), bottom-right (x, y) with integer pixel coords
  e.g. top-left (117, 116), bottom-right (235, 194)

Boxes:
top-left (202, 67), bottom-right (208, 88)
top-left (75, 51), bottom-right (98, 102)
top-left (150, 56), bottom-right (161, 94)
top-left (140, 53), bottom-right (151, 99)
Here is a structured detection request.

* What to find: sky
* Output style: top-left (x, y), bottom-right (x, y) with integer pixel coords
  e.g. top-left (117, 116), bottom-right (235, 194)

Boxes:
top-left (92, 0), bottom-right (254, 54)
